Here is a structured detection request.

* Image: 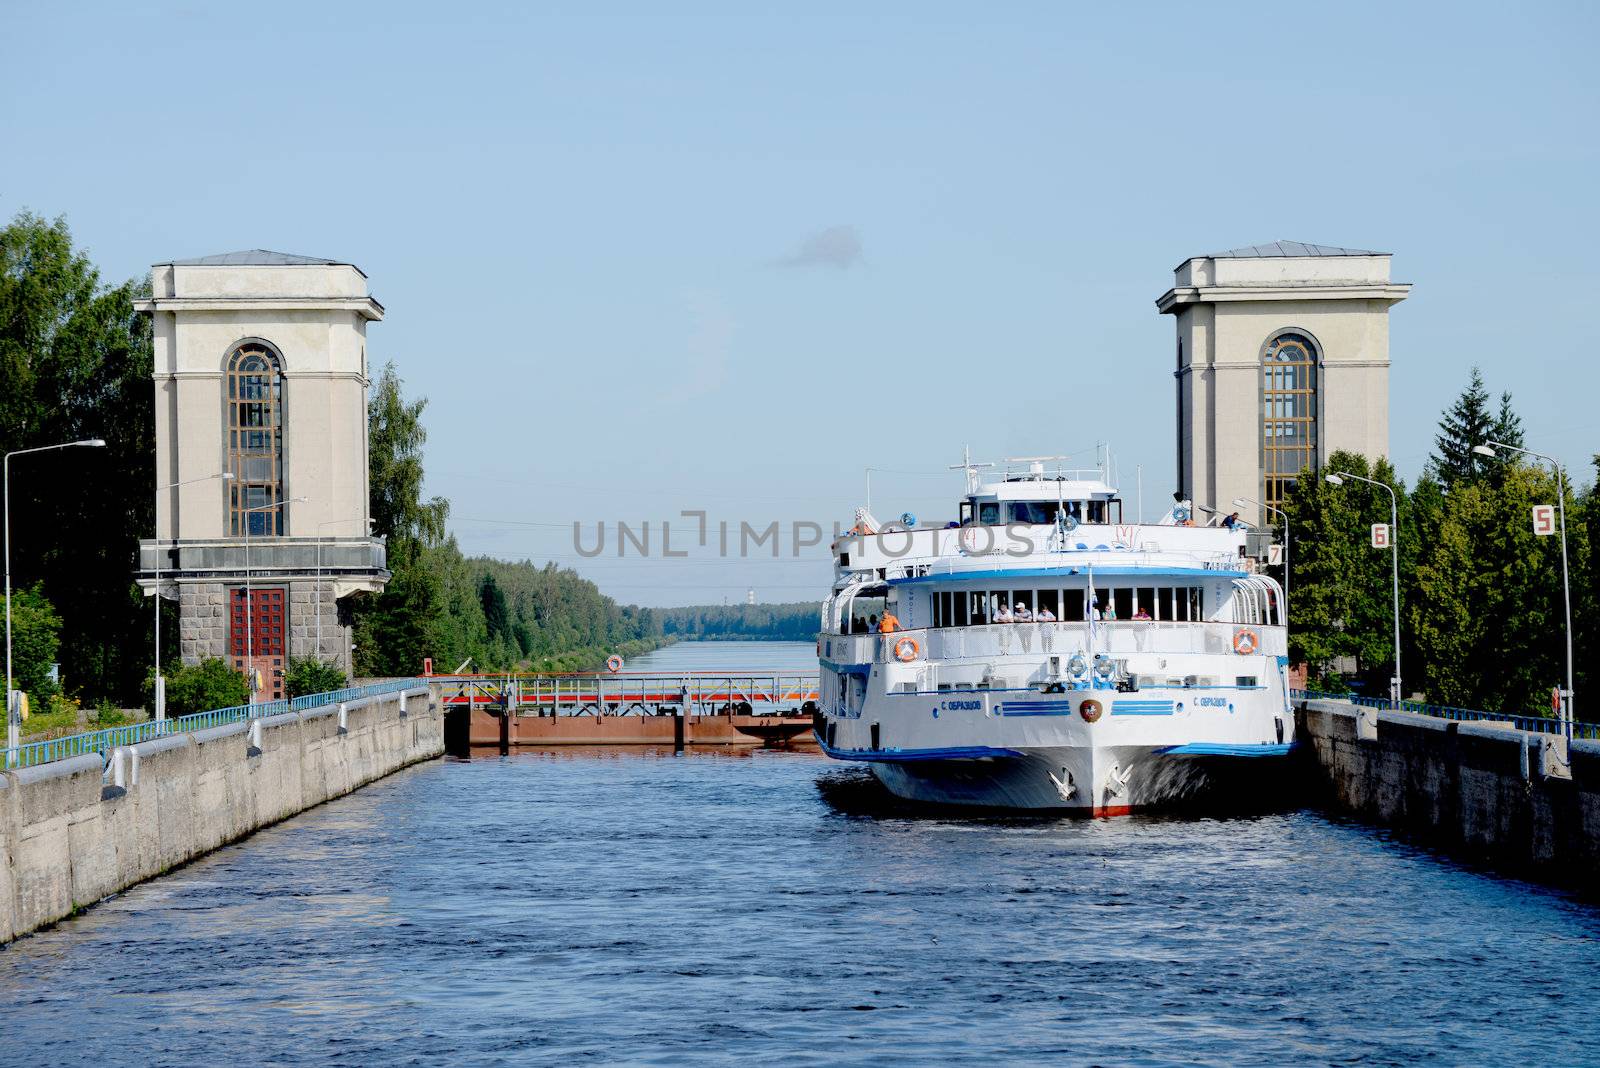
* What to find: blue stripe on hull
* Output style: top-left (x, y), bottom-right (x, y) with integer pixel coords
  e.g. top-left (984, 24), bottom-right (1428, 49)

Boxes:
top-left (1159, 742), bottom-right (1293, 757)
top-left (816, 735), bottom-right (1023, 763)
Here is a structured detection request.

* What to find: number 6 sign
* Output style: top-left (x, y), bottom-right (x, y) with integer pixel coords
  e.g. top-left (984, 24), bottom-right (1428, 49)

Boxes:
top-left (1370, 523), bottom-right (1391, 549)
top-left (1532, 504), bottom-right (1556, 536)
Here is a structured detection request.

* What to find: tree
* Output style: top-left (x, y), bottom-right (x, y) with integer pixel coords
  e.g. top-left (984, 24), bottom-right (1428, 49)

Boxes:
top-left (284, 658), bottom-right (348, 699)
top-left (0, 211), bottom-right (154, 704)
top-left (10, 583), bottom-right (62, 698)
top-left (163, 659), bottom-right (249, 717)
top-left (1413, 462), bottom-right (1571, 713)
top-left (1431, 367), bottom-right (1523, 491)
top-left (1281, 451), bottom-right (1405, 691)
top-left (367, 362), bottom-right (448, 557)
top-left (479, 573), bottom-right (510, 642)
top-left (352, 363), bottom-right (452, 676)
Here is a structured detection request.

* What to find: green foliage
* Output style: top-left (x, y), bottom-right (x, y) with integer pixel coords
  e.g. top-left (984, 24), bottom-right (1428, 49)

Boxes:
top-left (1, 211), bottom-right (156, 705)
top-left (368, 362), bottom-right (449, 559)
top-left (284, 658), bottom-right (348, 699)
top-left (1283, 451), bottom-right (1403, 686)
top-left (1286, 369), bottom-right (1595, 717)
top-left (1431, 366), bottom-right (1522, 491)
top-left (8, 582), bottom-right (61, 696)
top-left (91, 700), bottom-right (128, 727)
top-left (164, 659), bottom-right (249, 717)
top-left (659, 603), bottom-right (820, 641)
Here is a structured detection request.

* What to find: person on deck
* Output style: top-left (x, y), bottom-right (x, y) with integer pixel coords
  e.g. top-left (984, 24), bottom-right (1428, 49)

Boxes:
top-left (878, 610), bottom-right (900, 633)
top-left (1036, 603), bottom-right (1056, 622)
top-left (1012, 601), bottom-right (1033, 623)
top-left (993, 603), bottom-right (1013, 624)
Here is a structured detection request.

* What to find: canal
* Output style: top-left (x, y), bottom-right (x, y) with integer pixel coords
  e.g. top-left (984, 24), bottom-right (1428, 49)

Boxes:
top-left (2, 641), bottom-right (1597, 1065)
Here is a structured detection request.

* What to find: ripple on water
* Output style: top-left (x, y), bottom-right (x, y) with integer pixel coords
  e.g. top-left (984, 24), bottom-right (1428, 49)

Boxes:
top-left (1, 748), bottom-right (1598, 1067)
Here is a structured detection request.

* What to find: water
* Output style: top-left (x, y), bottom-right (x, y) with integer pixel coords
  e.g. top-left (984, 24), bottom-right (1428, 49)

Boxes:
top-left (3, 642), bottom-right (1598, 1066)
top-left (626, 638), bottom-right (820, 674)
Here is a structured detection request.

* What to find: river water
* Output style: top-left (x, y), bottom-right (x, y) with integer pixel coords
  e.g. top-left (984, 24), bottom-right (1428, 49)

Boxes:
top-left (3, 641), bottom-right (1598, 1065)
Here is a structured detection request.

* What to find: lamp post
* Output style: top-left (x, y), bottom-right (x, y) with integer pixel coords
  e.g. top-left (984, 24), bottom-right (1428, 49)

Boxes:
top-left (1473, 440), bottom-right (1575, 734)
top-left (1326, 471), bottom-right (1402, 707)
top-left (241, 496), bottom-right (307, 705)
top-left (7, 439), bottom-right (106, 752)
top-left (1235, 495), bottom-right (1290, 619)
top-left (153, 472), bottom-right (233, 720)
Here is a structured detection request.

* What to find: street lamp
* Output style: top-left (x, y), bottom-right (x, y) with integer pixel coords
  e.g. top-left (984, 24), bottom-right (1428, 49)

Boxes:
top-left (1326, 471), bottom-right (1402, 707)
top-left (1235, 496), bottom-right (1290, 620)
top-left (241, 496), bottom-right (308, 705)
top-left (1473, 440), bottom-right (1575, 734)
top-left (152, 472), bottom-right (233, 720)
top-left (6, 439), bottom-right (106, 751)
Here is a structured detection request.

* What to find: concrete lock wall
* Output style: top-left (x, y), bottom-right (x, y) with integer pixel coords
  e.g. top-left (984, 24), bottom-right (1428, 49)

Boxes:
top-left (1298, 699), bottom-right (1600, 887)
top-left (0, 686), bottom-right (441, 944)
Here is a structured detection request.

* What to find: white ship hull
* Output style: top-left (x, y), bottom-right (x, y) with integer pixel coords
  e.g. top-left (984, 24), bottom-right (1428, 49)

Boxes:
top-left (817, 684), bottom-right (1292, 814)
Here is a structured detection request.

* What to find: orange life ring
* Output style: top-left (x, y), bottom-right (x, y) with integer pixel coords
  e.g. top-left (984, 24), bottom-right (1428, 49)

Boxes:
top-left (1079, 698), bottom-right (1103, 723)
top-left (1232, 629), bottom-right (1259, 655)
top-left (893, 636), bottom-right (920, 662)
top-left (605, 654), bottom-right (624, 673)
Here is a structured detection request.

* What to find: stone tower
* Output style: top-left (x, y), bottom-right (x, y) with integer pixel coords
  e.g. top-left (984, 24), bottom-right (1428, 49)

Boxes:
top-left (1156, 241), bottom-right (1410, 523)
top-left (135, 250), bottom-right (389, 701)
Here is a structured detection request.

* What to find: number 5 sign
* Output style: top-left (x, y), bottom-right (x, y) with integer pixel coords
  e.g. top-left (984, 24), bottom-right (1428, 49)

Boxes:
top-left (1370, 523), bottom-right (1391, 549)
top-left (1532, 504), bottom-right (1557, 537)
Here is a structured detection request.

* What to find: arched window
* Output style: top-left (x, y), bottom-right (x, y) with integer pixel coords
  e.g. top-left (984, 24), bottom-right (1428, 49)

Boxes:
top-left (226, 341), bottom-right (284, 536)
top-left (1261, 331), bottom-right (1318, 511)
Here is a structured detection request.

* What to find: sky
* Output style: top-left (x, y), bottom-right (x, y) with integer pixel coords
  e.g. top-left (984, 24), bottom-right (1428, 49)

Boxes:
top-left (3, 2), bottom-right (1596, 606)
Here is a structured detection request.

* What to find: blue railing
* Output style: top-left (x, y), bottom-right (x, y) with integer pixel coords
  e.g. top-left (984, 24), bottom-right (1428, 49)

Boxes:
top-left (1, 678), bottom-right (426, 771)
top-left (1291, 689), bottom-right (1599, 741)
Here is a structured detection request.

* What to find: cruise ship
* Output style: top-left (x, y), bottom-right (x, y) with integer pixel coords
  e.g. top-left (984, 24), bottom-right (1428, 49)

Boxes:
top-left (814, 453), bottom-right (1292, 814)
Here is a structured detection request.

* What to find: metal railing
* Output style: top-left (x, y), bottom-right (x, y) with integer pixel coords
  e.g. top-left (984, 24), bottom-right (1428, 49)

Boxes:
top-left (432, 672), bottom-right (821, 717)
top-left (1291, 689), bottom-right (1599, 741)
top-left (1, 678), bottom-right (425, 771)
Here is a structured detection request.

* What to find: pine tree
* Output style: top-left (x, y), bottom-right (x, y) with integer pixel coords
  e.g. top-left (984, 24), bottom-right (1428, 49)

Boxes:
top-left (1432, 368), bottom-right (1525, 490)
top-left (1491, 390), bottom-right (1525, 452)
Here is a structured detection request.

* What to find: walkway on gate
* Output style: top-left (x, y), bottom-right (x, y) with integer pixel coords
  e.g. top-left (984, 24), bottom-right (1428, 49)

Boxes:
top-left (433, 671), bottom-right (822, 717)
top-left (0, 679), bottom-right (426, 771)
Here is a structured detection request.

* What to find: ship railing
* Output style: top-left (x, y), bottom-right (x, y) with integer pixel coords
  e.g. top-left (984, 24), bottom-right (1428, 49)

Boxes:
top-left (1291, 689), bottom-right (1599, 740)
top-left (824, 622), bottom-right (1287, 665)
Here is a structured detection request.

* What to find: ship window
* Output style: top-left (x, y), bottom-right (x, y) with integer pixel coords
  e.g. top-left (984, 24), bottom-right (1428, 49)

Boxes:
top-left (1010, 501), bottom-right (1057, 525)
top-left (1111, 588), bottom-right (1133, 620)
top-left (1137, 587), bottom-right (1157, 619)
top-left (954, 593), bottom-right (970, 627)
top-left (1087, 501), bottom-right (1107, 524)
top-left (1190, 588), bottom-right (1203, 620)
top-left (960, 501), bottom-right (974, 525)
top-left (978, 502), bottom-right (1000, 525)
top-left (1037, 589), bottom-right (1059, 620)
top-left (969, 591), bottom-right (990, 625)
top-left (1063, 589), bottom-right (1085, 621)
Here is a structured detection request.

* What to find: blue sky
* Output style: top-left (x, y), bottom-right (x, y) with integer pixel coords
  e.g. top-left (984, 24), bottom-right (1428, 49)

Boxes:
top-left (4, 2), bottom-right (1596, 605)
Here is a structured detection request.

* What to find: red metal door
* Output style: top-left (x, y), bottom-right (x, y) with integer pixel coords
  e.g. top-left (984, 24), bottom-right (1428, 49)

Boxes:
top-left (230, 586), bottom-right (287, 700)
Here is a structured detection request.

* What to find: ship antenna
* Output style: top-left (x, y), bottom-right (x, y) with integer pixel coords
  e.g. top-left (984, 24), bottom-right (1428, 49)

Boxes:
top-left (948, 444), bottom-right (994, 495)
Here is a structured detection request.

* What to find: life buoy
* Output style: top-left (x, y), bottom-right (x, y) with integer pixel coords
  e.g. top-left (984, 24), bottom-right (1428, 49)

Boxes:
top-left (1079, 698), bottom-right (1103, 723)
top-left (605, 654), bottom-right (624, 673)
top-left (1232, 629), bottom-right (1259, 656)
top-left (893, 636), bottom-right (920, 662)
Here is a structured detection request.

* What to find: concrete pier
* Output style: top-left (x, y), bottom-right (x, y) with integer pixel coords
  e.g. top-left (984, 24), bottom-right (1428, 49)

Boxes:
top-left (0, 685), bottom-right (440, 944)
top-left (1297, 698), bottom-right (1600, 889)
